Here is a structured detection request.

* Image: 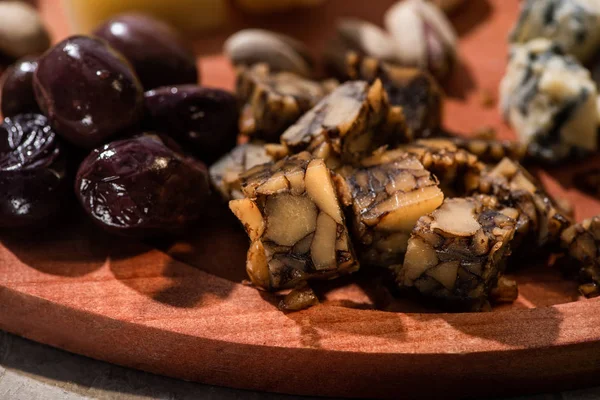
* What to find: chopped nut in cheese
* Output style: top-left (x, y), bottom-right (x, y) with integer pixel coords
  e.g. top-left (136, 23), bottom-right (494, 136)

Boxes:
top-left (397, 197), bottom-right (518, 311)
top-left (340, 155), bottom-right (444, 268)
top-left (324, 50), bottom-right (443, 139)
top-left (362, 138), bottom-right (483, 197)
top-left (231, 152), bottom-right (359, 290)
top-left (209, 143), bottom-right (273, 201)
top-left (280, 80), bottom-right (411, 166)
top-left (448, 136), bottom-right (527, 164)
top-left (560, 216), bottom-right (600, 298)
top-left (237, 64), bottom-right (338, 142)
top-left (476, 158), bottom-right (571, 251)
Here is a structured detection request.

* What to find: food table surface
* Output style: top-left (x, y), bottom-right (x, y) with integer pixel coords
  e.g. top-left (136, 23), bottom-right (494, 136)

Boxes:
top-left (2, 0), bottom-right (600, 399)
top-left (1, 331), bottom-right (599, 400)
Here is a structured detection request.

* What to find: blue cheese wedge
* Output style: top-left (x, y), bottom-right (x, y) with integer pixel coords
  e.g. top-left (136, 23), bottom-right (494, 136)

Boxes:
top-left (500, 38), bottom-right (598, 162)
top-left (509, 0), bottom-right (600, 63)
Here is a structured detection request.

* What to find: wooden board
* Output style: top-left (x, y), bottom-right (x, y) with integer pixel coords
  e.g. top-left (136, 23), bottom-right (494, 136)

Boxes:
top-left (2, 0), bottom-right (600, 398)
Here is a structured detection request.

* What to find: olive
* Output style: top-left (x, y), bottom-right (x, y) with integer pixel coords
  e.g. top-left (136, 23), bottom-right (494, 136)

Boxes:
top-left (75, 134), bottom-right (210, 237)
top-left (0, 113), bottom-right (67, 228)
top-left (33, 35), bottom-right (144, 149)
top-left (93, 14), bottom-right (198, 90)
top-left (1, 56), bottom-right (40, 117)
top-left (143, 85), bottom-right (238, 164)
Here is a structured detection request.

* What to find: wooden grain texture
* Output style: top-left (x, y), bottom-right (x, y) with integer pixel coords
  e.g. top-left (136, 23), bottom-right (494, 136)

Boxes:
top-left (1, 0), bottom-right (600, 399)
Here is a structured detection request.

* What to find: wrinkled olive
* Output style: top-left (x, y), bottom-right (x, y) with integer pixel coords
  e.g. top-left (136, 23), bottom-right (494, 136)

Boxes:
top-left (1, 56), bottom-right (40, 117)
top-left (143, 85), bottom-right (238, 164)
top-left (0, 113), bottom-right (67, 228)
top-left (93, 14), bottom-right (199, 90)
top-left (33, 35), bottom-right (144, 149)
top-left (75, 134), bottom-right (210, 237)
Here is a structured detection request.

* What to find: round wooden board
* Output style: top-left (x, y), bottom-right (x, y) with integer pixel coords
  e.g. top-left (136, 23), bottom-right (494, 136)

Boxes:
top-left (2, 1), bottom-right (600, 399)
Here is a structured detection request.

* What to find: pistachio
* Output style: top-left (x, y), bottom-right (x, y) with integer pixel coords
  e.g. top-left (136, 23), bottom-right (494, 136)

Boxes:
top-left (0, 2), bottom-right (50, 59)
top-left (224, 29), bottom-right (314, 77)
top-left (384, 0), bottom-right (458, 80)
top-left (336, 18), bottom-right (401, 63)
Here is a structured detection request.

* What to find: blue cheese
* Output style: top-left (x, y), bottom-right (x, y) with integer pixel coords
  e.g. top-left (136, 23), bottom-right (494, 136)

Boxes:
top-left (510, 0), bottom-right (600, 63)
top-left (500, 38), bottom-right (598, 162)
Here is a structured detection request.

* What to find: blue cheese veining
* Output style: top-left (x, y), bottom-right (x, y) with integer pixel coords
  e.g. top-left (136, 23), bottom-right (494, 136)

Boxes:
top-left (499, 38), bottom-right (598, 162)
top-left (509, 0), bottom-right (600, 63)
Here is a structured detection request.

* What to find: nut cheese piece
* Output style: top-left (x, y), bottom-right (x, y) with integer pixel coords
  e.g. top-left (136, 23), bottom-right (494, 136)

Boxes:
top-left (339, 155), bottom-right (444, 268)
top-left (500, 39), bottom-right (598, 163)
top-left (362, 138), bottom-right (483, 196)
top-left (448, 136), bottom-right (527, 164)
top-left (230, 152), bottom-right (359, 290)
top-left (280, 80), bottom-right (411, 166)
top-left (561, 216), bottom-right (600, 297)
top-left (510, 0), bottom-right (600, 63)
top-left (209, 143), bottom-right (273, 201)
top-left (237, 64), bottom-right (337, 142)
top-left (397, 197), bottom-right (518, 311)
top-left (324, 50), bottom-right (443, 139)
top-left (477, 158), bottom-right (571, 250)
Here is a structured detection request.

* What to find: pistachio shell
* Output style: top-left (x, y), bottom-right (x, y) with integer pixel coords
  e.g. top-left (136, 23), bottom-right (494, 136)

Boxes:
top-left (224, 29), bottom-right (314, 77)
top-left (336, 18), bottom-right (400, 63)
top-left (384, 0), bottom-right (458, 80)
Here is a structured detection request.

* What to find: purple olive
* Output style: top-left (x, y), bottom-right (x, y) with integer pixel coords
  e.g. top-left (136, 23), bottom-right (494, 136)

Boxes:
top-left (143, 85), bottom-right (238, 164)
top-left (33, 35), bottom-right (144, 149)
top-left (75, 134), bottom-right (210, 237)
top-left (1, 56), bottom-right (40, 117)
top-left (0, 113), bottom-right (67, 228)
top-left (93, 14), bottom-right (198, 90)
